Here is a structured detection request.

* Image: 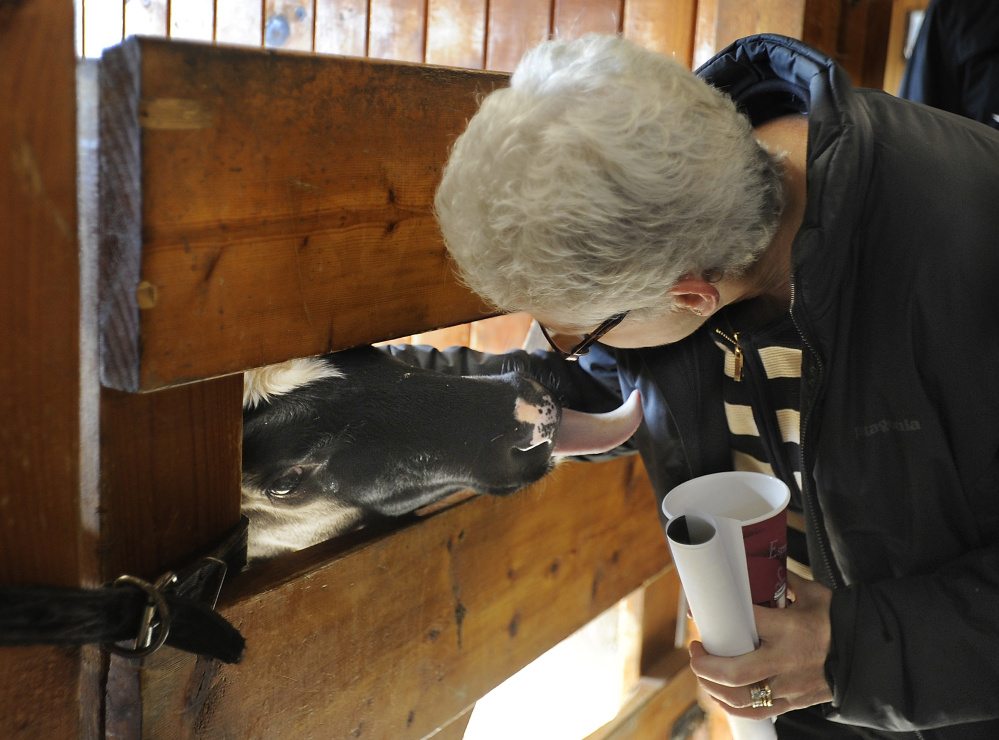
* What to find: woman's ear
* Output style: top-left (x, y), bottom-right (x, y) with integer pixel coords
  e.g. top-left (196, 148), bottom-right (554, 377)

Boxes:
top-left (668, 276), bottom-right (721, 317)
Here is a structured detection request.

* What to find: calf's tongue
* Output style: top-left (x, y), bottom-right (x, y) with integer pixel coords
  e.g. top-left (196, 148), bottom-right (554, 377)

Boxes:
top-left (554, 390), bottom-right (643, 456)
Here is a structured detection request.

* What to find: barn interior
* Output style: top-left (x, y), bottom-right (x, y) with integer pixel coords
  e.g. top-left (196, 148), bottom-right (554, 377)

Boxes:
top-left (2, 1), bottom-right (928, 738)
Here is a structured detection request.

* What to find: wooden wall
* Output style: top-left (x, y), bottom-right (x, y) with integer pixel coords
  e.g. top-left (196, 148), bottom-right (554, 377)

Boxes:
top-left (79, 0), bottom-right (698, 68)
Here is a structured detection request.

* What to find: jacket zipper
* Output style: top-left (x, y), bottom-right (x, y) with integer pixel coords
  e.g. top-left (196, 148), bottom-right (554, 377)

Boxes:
top-left (789, 280), bottom-right (844, 590)
top-left (714, 329), bottom-right (744, 381)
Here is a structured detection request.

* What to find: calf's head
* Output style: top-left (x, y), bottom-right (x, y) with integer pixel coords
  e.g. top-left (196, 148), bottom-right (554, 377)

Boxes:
top-left (242, 346), bottom-right (641, 562)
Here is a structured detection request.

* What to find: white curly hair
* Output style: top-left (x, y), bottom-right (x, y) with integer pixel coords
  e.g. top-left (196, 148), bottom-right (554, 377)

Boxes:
top-left (434, 33), bottom-right (786, 328)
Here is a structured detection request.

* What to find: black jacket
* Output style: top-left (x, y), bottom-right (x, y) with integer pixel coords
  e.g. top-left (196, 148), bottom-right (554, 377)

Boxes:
top-left (397, 34), bottom-right (999, 739)
top-left (692, 34), bottom-right (999, 738)
top-left (899, 0), bottom-right (999, 129)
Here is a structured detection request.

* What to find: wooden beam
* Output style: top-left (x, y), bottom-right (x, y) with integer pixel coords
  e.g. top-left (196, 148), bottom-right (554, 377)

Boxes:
top-left (99, 37), bottom-right (508, 391)
top-left (693, 0), bottom-right (894, 89)
top-left (191, 457), bottom-right (672, 739)
top-left (0, 0), bottom-right (97, 737)
top-left (585, 651), bottom-right (700, 740)
top-left (694, 0), bottom-right (808, 67)
top-left (623, 0), bottom-right (698, 68)
top-left (98, 377), bottom-right (243, 581)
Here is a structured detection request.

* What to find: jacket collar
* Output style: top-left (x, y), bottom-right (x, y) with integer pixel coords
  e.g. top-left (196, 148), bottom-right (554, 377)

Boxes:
top-left (696, 34), bottom-right (874, 368)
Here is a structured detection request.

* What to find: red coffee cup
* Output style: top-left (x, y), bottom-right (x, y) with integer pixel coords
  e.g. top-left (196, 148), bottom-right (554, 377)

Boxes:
top-left (662, 472), bottom-right (790, 608)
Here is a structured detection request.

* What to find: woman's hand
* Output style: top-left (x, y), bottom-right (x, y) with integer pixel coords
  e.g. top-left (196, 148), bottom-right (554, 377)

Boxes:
top-left (688, 571), bottom-right (834, 719)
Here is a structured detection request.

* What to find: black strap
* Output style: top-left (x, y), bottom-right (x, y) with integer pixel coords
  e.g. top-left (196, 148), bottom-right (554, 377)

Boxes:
top-left (0, 517), bottom-right (248, 664)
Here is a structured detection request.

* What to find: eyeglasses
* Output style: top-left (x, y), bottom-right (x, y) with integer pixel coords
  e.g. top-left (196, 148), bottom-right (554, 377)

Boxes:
top-left (538, 312), bottom-right (629, 361)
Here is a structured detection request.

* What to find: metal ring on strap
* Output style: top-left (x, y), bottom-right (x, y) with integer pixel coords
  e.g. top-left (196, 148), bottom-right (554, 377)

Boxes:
top-left (103, 573), bottom-right (174, 659)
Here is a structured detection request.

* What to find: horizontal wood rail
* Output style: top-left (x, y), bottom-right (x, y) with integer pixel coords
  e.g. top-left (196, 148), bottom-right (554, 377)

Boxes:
top-left (99, 37), bottom-right (507, 391)
top-left (191, 456), bottom-right (671, 738)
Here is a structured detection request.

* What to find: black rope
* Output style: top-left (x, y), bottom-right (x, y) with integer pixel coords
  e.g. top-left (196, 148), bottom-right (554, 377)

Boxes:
top-left (0, 518), bottom-right (248, 664)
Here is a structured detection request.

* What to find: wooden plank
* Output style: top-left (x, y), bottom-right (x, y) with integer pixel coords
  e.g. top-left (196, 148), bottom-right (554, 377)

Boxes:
top-left (640, 565), bottom-right (682, 673)
top-left (800, 0), bottom-right (894, 89)
top-left (264, 0), bottom-right (316, 51)
top-left (315, 0), bottom-right (369, 56)
top-left (125, 0), bottom-right (168, 38)
top-left (170, 0), bottom-right (217, 42)
top-left (0, 0), bottom-right (93, 736)
top-left (425, 706), bottom-right (475, 740)
top-left (1, 0), bottom-right (83, 611)
top-left (98, 376), bottom-right (243, 580)
top-left (585, 651), bottom-right (700, 740)
top-left (623, 0), bottom-right (697, 67)
top-left (485, 0), bottom-right (552, 72)
top-left (838, 0), bottom-right (893, 89)
top-left (426, 0), bottom-right (488, 69)
top-left (554, 0), bottom-right (623, 38)
top-left (216, 0), bottom-right (263, 46)
top-left (99, 375), bottom-right (242, 738)
top-left (695, 0), bottom-right (807, 68)
top-left (693, 0), bottom-right (894, 88)
top-left (369, 0), bottom-right (426, 61)
top-left (192, 457), bottom-right (672, 739)
top-left (98, 37), bottom-right (508, 391)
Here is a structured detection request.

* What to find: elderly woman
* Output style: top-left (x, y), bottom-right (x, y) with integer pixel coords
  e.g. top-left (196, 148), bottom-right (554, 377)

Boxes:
top-left (432, 33), bottom-right (999, 740)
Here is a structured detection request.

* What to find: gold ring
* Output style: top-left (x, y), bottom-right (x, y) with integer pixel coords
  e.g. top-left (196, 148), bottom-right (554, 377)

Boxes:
top-left (749, 680), bottom-right (773, 708)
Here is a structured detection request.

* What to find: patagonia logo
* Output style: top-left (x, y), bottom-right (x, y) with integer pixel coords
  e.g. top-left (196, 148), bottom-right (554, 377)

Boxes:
top-left (855, 419), bottom-right (922, 439)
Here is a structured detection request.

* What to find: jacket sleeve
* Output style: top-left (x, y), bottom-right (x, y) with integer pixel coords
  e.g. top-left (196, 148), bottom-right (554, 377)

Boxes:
top-left (824, 450), bottom-right (999, 731)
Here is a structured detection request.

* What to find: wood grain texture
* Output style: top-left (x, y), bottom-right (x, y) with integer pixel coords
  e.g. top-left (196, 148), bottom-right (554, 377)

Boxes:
top-left (215, 0), bottom-right (264, 46)
top-left (98, 376), bottom-right (243, 581)
top-left (426, 0), bottom-right (488, 68)
top-left (554, 0), bottom-right (623, 37)
top-left (369, 0), bottom-right (427, 60)
top-left (623, 0), bottom-right (697, 66)
top-left (694, 0), bottom-right (894, 88)
top-left (194, 457), bottom-right (671, 739)
top-left (1, 0), bottom-right (82, 588)
top-left (315, 0), bottom-right (370, 55)
top-left (0, 0), bottom-right (92, 737)
top-left (485, 0), bottom-right (552, 72)
top-left (695, 0), bottom-right (807, 67)
top-left (98, 37), bottom-right (508, 391)
top-left (640, 565), bottom-right (682, 674)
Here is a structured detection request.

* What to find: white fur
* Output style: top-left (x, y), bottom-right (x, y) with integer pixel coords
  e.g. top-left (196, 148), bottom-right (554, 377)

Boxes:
top-left (242, 491), bottom-right (364, 562)
top-left (243, 357), bottom-right (343, 409)
top-left (514, 397), bottom-right (558, 448)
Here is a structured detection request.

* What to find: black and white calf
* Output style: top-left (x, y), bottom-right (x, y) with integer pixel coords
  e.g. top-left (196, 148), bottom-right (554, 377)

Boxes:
top-left (242, 345), bottom-right (641, 562)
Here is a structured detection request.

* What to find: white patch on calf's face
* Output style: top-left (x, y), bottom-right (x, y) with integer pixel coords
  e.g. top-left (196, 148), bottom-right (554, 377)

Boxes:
top-left (242, 488), bottom-right (364, 562)
top-left (514, 397), bottom-right (559, 448)
top-left (243, 357), bottom-right (344, 409)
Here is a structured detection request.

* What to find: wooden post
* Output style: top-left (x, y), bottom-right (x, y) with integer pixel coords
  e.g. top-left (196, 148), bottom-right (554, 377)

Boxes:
top-left (693, 0), bottom-right (894, 89)
top-left (0, 0), bottom-right (99, 737)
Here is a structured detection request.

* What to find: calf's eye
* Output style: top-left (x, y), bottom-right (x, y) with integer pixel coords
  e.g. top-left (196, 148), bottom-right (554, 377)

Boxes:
top-left (268, 466), bottom-right (304, 497)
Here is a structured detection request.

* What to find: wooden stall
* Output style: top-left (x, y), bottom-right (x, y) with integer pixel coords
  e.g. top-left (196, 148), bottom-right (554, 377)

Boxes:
top-left (2, 1), bottom-right (897, 738)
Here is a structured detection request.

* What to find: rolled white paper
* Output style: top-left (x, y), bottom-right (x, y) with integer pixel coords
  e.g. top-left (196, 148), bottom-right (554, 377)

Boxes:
top-left (666, 513), bottom-right (777, 740)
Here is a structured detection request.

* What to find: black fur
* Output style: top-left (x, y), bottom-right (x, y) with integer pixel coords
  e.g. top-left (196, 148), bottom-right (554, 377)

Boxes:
top-left (242, 346), bottom-right (560, 560)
